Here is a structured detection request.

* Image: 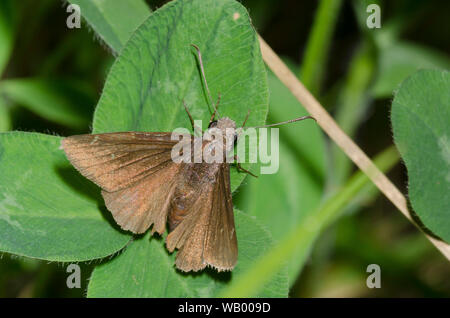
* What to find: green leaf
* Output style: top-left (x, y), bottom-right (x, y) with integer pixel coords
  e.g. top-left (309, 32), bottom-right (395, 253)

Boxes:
top-left (0, 78), bottom-right (94, 129)
top-left (221, 146), bottom-right (400, 297)
top-left (92, 0), bottom-right (268, 191)
top-left (372, 42), bottom-right (450, 98)
top-left (0, 132), bottom-right (130, 261)
top-left (67, 0), bottom-right (151, 54)
top-left (87, 210), bottom-right (287, 297)
top-left (391, 69), bottom-right (450, 242)
top-left (85, 0), bottom-right (275, 297)
top-left (235, 68), bottom-right (325, 283)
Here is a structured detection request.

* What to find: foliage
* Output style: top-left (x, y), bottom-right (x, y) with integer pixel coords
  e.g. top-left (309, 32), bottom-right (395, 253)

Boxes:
top-left (391, 69), bottom-right (450, 242)
top-left (0, 0), bottom-right (449, 297)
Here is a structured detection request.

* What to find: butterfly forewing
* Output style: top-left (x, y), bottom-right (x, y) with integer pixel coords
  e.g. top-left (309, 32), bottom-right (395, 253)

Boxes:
top-left (62, 132), bottom-right (187, 234)
top-left (101, 162), bottom-right (180, 234)
top-left (61, 132), bottom-right (183, 192)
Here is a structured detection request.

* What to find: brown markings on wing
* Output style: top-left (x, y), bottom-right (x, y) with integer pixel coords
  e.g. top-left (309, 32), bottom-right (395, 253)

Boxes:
top-left (61, 132), bottom-right (189, 234)
top-left (101, 163), bottom-right (180, 234)
top-left (166, 163), bottom-right (238, 272)
top-left (61, 132), bottom-right (180, 192)
top-left (203, 164), bottom-right (238, 270)
top-left (62, 132), bottom-right (238, 269)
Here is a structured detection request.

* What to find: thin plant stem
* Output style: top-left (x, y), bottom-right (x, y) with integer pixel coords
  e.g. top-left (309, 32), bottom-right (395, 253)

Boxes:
top-left (257, 35), bottom-right (450, 261)
top-left (300, 0), bottom-right (343, 95)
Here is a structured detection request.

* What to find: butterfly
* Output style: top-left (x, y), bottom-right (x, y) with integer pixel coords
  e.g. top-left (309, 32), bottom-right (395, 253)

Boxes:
top-left (61, 44), bottom-right (254, 272)
top-left (62, 126), bottom-right (241, 272)
top-left (61, 45), bottom-right (313, 272)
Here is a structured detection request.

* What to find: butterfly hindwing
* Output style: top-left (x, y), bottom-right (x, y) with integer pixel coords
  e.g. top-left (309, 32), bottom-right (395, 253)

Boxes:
top-left (166, 163), bottom-right (238, 272)
top-left (203, 163), bottom-right (238, 271)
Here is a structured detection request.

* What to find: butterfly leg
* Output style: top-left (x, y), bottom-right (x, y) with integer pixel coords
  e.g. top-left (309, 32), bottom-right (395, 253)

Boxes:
top-left (183, 100), bottom-right (203, 135)
top-left (183, 100), bottom-right (195, 128)
top-left (241, 109), bottom-right (251, 129)
top-left (209, 92), bottom-right (221, 124)
top-left (233, 155), bottom-right (258, 178)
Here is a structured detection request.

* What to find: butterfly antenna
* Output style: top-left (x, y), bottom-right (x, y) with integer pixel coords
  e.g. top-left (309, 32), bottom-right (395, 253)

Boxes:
top-left (250, 115), bottom-right (315, 128)
top-left (191, 44), bottom-right (218, 116)
top-left (235, 110), bottom-right (251, 141)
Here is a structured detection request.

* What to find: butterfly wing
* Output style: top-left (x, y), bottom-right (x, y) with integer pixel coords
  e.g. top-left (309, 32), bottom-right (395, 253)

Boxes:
top-left (61, 132), bottom-right (183, 192)
top-left (166, 163), bottom-right (238, 272)
top-left (61, 132), bottom-right (190, 234)
top-left (203, 163), bottom-right (238, 270)
top-left (101, 162), bottom-right (180, 234)
top-left (63, 132), bottom-right (238, 268)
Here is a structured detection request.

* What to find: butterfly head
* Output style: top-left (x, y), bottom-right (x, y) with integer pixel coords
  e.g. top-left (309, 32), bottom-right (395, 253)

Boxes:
top-left (208, 117), bottom-right (236, 130)
top-left (207, 117), bottom-right (238, 153)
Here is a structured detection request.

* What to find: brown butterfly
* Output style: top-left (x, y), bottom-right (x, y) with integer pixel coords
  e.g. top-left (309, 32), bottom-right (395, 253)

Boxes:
top-left (61, 45), bottom-right (313, 272)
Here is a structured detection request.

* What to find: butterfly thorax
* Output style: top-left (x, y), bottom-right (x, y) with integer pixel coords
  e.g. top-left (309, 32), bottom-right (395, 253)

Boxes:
top-left (202, 117), bottom-right (236, 162)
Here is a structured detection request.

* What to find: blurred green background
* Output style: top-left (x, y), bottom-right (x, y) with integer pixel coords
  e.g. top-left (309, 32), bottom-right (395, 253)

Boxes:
top-left (0, 0), bottom-right (449, 297)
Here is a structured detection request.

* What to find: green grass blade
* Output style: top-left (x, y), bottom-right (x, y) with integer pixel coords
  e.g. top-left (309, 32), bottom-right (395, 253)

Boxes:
top-left (300, 0), bottom-right (343, 95)
top-left (0, 0), bottom-right (15, 75)
top-left (0, 78), bottom-right (94, 129)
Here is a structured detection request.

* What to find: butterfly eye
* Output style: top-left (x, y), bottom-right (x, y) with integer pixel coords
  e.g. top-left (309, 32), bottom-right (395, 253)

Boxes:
top-left (208, 120), bottom-right (218, 128)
